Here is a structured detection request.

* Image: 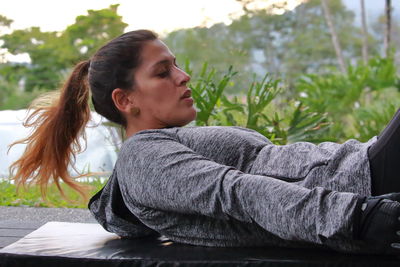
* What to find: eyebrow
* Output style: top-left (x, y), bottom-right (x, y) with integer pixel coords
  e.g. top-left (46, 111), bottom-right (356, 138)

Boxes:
top-left (151, 58), bottom-right (176, 71)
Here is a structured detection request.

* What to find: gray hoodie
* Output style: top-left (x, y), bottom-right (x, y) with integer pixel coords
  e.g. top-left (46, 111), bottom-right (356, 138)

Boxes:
top-left (89, 126), bottom-right (374, 253)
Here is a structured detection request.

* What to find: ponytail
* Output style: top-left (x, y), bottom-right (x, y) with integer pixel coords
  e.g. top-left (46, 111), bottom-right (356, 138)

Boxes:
top-left (9, 60), bottom-right (92, 202)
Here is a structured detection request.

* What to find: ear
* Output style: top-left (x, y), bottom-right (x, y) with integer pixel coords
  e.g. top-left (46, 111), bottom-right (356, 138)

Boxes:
top-left (111, 88), bottom-right (136, 114)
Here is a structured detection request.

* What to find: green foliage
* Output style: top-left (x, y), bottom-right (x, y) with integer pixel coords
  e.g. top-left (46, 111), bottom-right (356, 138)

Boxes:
top-left (0, 178), bottom-right (106, 208)
top-left (0, 5), bottom-right (127, 92)
top-left (296, 57), bottom-right (400, 142)
top-left (164, 0), bottom-right (376, 93)
top-left (190, 63), bottom-right (237, 126)
top-left (189, 64), bottom-right (330, 144)
top-left (64, 4), bottom-right (128, 59)
top-left (0, 15), bottom-right (12, 27)
top-left (164, 25), bottom-right (253, 94)
top-left (352, 88), bottom-right (400, 142)
top-left (0, 0), bottom-right (396, 108)
top-left (281, 0), bottom-right (366, 80)
top-left (244, 74), bottom-right (280, 130)
top-left (190, 56), bottom-right (399, 145)
top-left (0, 78), bottom-right (45, 109)
top-left (266, 103), bottom-right (331, 144)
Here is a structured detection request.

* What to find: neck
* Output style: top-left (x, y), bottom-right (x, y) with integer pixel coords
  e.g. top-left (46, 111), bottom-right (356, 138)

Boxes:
top-left (125, 119), bottom-right (167, 138)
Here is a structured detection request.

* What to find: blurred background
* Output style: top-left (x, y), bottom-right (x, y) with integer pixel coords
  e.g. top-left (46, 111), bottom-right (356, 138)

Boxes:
top-left (0, 0), bottom-right (399, 206)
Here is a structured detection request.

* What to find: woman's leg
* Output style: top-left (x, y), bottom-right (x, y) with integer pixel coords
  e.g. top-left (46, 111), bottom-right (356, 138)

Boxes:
top-left (250, 139), bottom-right (372, 196)
top-left (368, 108), bottom-right (400, 195)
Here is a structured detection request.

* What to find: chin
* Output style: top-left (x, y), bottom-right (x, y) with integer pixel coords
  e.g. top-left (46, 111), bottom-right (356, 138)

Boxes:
top-left (165, 108), bottom-right (197, 127)
top-left (179, 117), bottom-right (196, 127)
top-left (187, 108), bottom-right (197, 124)
top-left (173, 111), bottom-right (197, 127)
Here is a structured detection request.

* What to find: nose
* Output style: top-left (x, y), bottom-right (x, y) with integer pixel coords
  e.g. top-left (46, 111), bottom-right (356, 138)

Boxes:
top-left (175, 67), bottom-right (190, 87)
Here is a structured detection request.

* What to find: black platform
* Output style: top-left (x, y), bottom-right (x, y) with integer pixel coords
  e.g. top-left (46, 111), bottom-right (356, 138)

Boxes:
top-left (0, 222), bottom-right (399, 267)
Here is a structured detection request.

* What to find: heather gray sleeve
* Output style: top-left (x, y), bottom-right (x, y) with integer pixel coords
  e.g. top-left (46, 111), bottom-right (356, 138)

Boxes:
top-left (116, 130), bottom-right (360, 246)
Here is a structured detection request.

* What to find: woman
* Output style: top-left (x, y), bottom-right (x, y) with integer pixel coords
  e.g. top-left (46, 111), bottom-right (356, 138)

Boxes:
top-left (10, 30), bottom-right (400, 254)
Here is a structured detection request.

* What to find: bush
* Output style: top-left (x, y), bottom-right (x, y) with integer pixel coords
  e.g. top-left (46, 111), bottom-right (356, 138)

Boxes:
top-left (295, 57), bottom-right (400, 142)
top-left (0, 79), bottom-right (46, 110)
top-left (189, 63), bottom-right (329, 144)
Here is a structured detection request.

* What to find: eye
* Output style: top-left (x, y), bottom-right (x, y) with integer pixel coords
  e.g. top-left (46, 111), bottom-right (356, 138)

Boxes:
top-left (157, 66), bottom-right (171, 77)
top-left (158, 70), bottom-right (170, 78)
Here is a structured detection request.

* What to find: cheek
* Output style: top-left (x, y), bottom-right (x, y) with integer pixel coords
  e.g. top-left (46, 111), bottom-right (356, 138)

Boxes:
top-left (141, 86), bottom-right (178, 114)
top-left (139, 82), bottom-right (176, 105)
top-left (152, 93), bottom-right (178, 112)
top-left (155, 91), bottom-right (176, 104)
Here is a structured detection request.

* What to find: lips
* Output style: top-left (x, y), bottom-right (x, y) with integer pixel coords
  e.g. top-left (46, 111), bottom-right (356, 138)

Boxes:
top-left (181, 89), bottom-right (192, 99)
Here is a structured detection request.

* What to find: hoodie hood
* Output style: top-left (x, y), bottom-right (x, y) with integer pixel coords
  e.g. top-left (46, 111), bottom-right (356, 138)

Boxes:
top-left (88, 170), bottom-right (157, 238)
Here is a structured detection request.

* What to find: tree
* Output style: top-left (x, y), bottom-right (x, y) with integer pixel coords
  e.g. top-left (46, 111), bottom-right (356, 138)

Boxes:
top-left (163, 22), bottom-right (254, 94)
top-left (384, 0), bottom-right (392, 58)
top-left (261, 0), bottom-right (362, 87)
top-left (0, 5), bottom-right (127, 92)
top-left (64, 4), bottom-right (127, 60)
top-left (0, 15), bottom-right (13, 63)
top-left (321, 0), bottom-right (346, 73)
top-left (165, 0), bottom-right (365, 94)
top-left (0, 15), bottom-right (12, 28)
top-left (360, 0), bottom-right (369, 63)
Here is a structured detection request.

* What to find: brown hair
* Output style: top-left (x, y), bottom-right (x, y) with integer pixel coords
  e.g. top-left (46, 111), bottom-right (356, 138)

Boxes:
top-left (9, 30), bottom-right (158, 201)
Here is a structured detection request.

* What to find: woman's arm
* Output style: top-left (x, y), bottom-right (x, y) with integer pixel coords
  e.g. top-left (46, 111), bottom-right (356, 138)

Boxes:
top-left (116, 130), bottom-right (360, 246)
top-left (175, 126), bottom-right (272, 173)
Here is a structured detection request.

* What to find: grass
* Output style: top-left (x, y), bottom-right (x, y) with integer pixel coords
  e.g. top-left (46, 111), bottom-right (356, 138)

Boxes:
top-left (0, 178), bottom-right (107, 208)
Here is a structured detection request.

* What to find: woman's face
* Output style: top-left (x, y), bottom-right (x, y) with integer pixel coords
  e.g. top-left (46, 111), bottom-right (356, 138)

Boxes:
top-left (129, 39), bottom-right (196, 130)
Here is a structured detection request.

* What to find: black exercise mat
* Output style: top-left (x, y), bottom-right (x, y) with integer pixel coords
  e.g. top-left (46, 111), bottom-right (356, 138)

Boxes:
top-left (0, 221), bottom-right (399, 267)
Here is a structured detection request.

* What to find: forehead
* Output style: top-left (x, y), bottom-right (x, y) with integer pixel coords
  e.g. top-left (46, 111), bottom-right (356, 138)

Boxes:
top-left (140, 39), bottom-right (174, 67)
